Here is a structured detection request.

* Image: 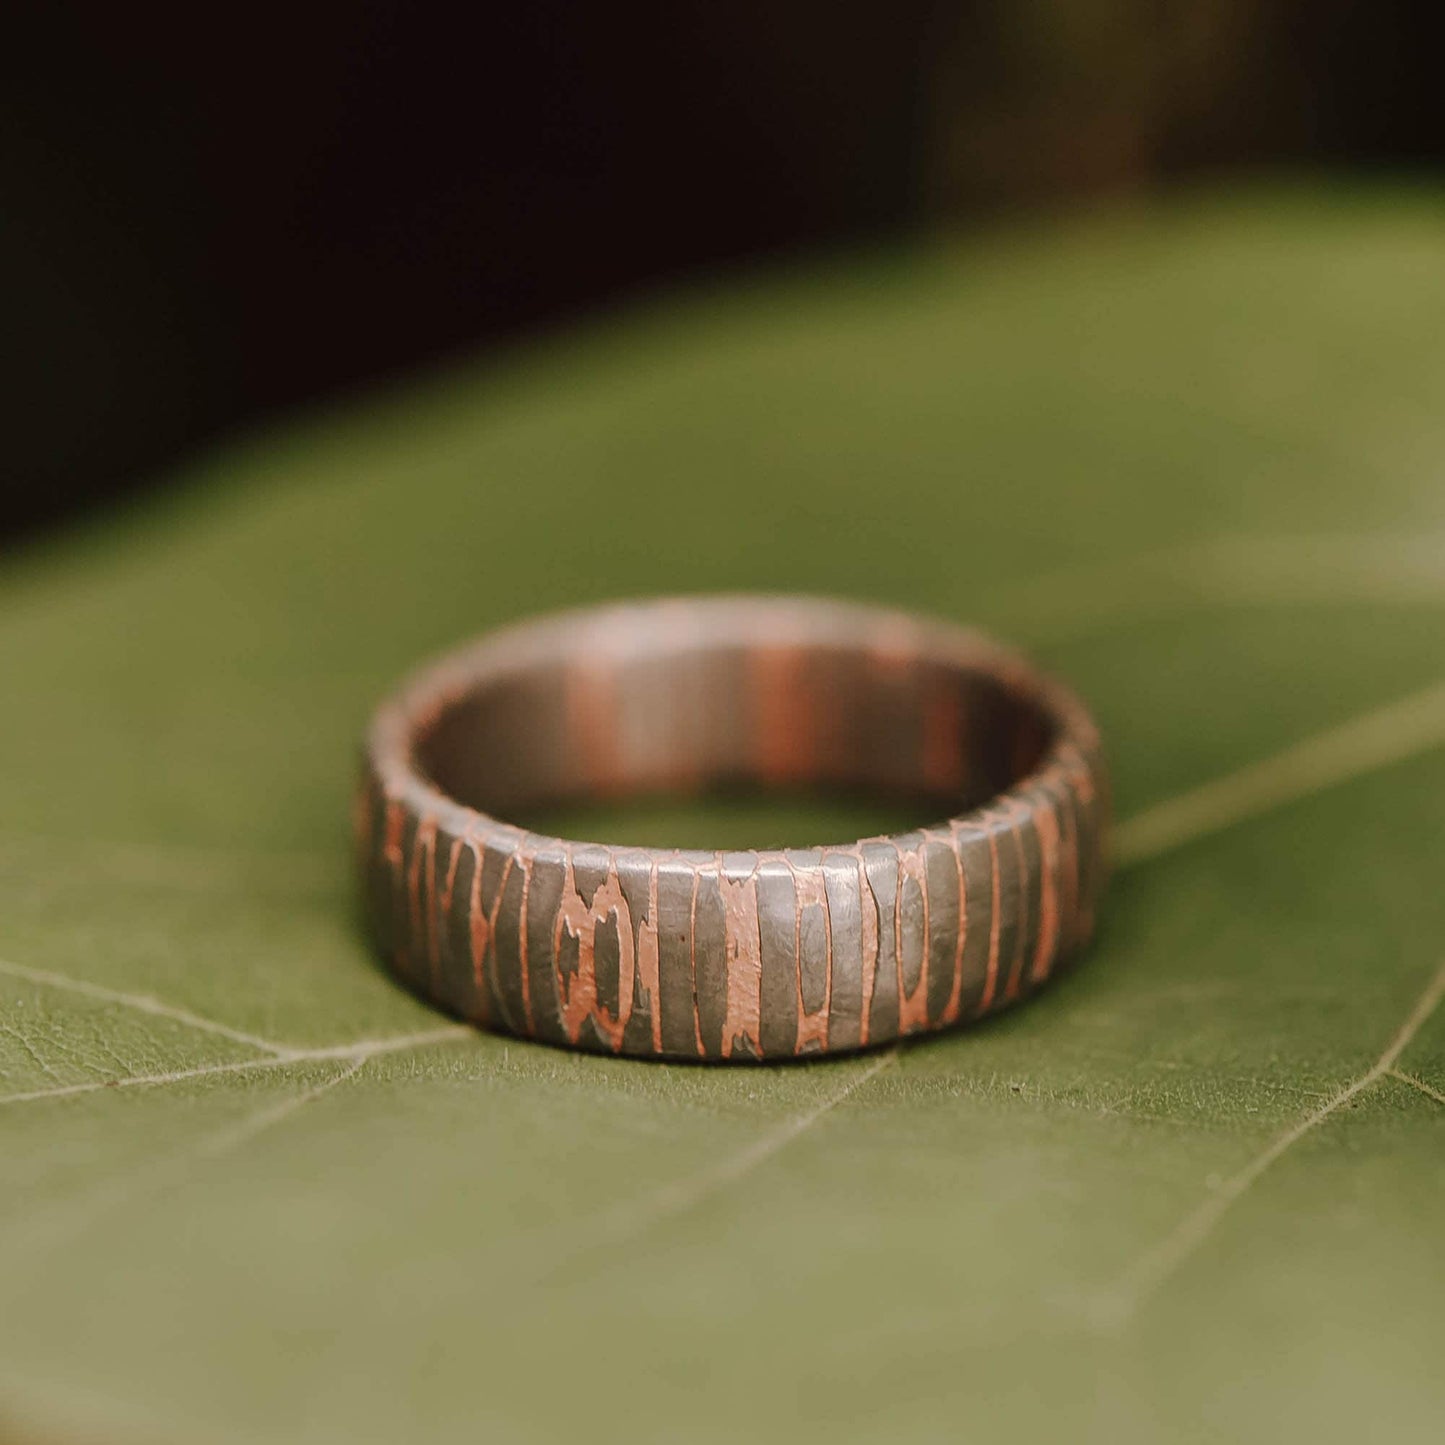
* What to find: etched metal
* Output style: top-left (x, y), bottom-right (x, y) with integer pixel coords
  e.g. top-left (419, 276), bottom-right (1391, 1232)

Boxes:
top-left (358, 597), bottom-right (1110, 1060)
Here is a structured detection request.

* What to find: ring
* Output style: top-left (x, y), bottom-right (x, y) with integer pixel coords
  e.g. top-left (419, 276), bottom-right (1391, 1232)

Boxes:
top-left (357, 596), bottom-right (1109, 1061)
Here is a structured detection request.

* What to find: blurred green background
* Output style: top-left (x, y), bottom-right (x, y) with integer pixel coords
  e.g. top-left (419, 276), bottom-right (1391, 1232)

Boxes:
top-left (3, 0), bottom-right (1443, 545)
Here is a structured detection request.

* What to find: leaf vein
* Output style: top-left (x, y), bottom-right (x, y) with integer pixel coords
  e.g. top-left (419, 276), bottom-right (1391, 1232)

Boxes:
top-left (1388, 1067), bottom-right (1445, 1107)
top-left (1115, 677), bottom-right (1445, 865)
top-left (0, 957), bottom-right (292, 1058)
top-left (1092, 956), bottom-right (1445, 1328)
top-left (0, 1025), bottom-right (471, 1107)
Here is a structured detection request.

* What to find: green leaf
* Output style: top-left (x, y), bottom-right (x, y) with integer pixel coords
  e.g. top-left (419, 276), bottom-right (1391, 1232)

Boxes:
top-left (4, 183), bottom-right (1445, 1445)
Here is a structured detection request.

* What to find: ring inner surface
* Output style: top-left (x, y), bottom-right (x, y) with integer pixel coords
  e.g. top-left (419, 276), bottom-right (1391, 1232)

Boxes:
top-left (414, 637), bottom-right (1056, 838)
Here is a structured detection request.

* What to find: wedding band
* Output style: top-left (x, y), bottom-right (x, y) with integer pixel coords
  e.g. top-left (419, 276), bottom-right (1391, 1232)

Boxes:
top-left (357, 596), bottom-right (1109, 1060)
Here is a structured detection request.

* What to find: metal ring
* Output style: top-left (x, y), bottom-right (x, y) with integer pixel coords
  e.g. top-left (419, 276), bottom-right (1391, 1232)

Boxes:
top-left (357, 596), bottom-right (1110, 1060)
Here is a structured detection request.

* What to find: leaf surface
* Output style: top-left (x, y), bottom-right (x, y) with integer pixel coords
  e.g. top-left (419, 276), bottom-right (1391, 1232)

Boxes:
top-left (3, 186), bottom-right (1445, 1445)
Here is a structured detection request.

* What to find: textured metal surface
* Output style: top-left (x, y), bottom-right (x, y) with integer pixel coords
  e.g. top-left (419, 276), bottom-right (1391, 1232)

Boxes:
top-left (358, 596), bottom-right (1110, 1059)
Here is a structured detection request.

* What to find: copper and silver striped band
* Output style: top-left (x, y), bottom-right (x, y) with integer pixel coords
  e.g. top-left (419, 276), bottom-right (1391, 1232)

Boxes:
top-left (357, 596), bottom-right (1110, 1061)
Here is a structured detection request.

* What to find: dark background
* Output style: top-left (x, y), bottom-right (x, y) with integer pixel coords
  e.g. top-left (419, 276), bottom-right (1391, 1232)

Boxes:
top-left (4, 0), bottom-right (1442, 548)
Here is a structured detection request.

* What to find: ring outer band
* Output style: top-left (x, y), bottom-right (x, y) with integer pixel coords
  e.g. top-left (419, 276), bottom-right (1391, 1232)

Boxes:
top-left (356, 597), bottom-right (1111, 1061)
